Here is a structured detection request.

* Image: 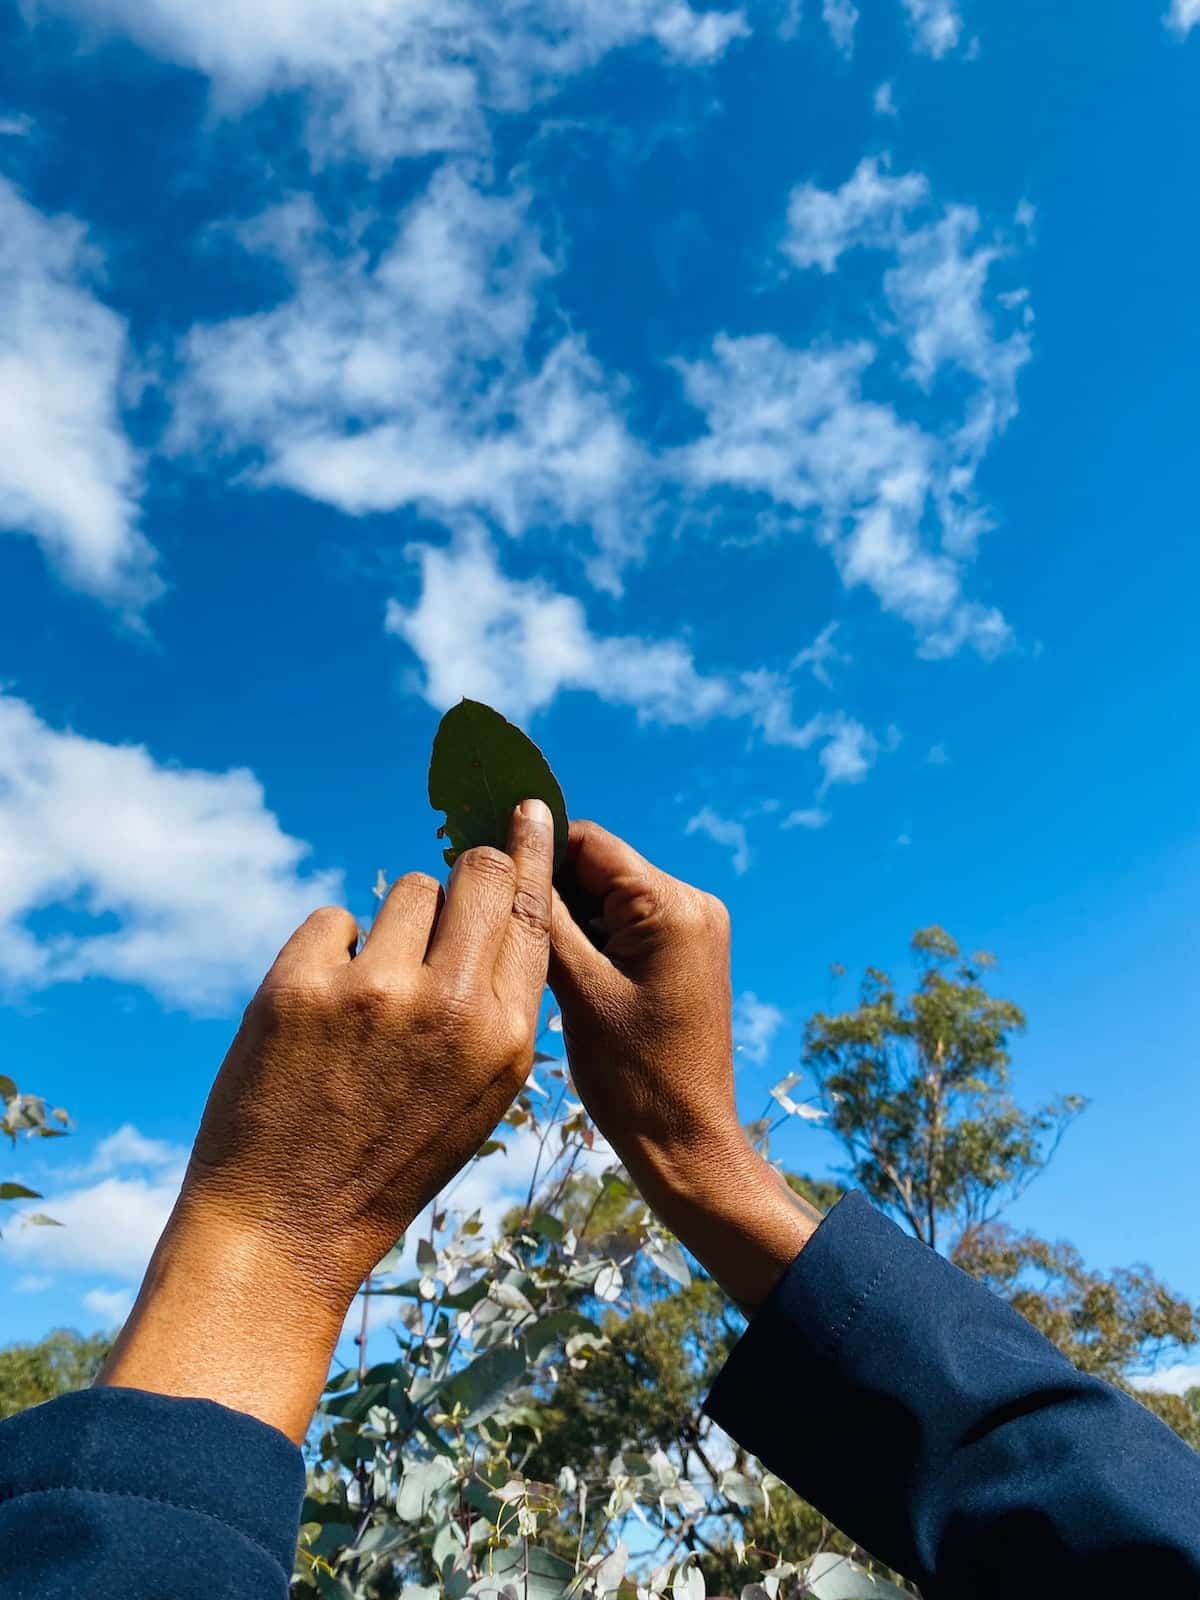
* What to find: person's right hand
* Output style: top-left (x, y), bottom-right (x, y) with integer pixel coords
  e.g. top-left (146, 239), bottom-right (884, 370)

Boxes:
top-left (549, 822), bottom-right (820, 1309)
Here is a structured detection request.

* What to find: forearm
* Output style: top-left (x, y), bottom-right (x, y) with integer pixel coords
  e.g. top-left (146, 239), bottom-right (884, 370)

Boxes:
top-left (96, 1195), bottom-right (353, 1444)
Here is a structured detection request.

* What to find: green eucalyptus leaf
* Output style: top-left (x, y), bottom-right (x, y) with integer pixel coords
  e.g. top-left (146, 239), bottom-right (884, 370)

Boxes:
top-left (525, 1310), bottom-right (598, 1362)
top-left (0, 1183), bottom-right (41, 1201)
top-left (484, 1543), bottom-right (574, 1600)
top-left (441, 1340), bottom-right (527, 1426)
top-left (429, 700), bottom-right (569, 870)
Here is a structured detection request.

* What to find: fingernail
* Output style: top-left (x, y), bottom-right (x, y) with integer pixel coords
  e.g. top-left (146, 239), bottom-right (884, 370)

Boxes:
top-left (519, 797), bottom-right (552, 827)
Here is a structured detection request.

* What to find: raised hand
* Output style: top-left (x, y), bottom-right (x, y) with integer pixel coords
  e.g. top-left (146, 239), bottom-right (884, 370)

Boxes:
top-left (549, 820), bottom-right (820, 1310)
top-left (98, 800), bottom-right (555, 1440)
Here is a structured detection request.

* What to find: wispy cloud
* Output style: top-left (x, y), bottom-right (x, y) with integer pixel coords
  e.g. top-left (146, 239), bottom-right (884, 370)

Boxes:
top-left (686, 808), bottom-right (751, 875)
top-left (901, 0), bottom-right (964, 57)
top-left (1167, 0), bottom-right (1200, 32)
top-left (676, 154), bottom-right (1030, 659)
top-left (387, 530), bottom-right (881, 802)
top-left (0, 692), bottom-right (341, 1010)
top-left (822, 0), bottom-right (859, 54)
top-left (793, 622), bottom-right (850, 688)
top-left (734, 992), bottom-right (785, 1063)
top-left (0, 177), bottom-right (156, 608)
top-left (783, 807), bottom-right (831, 831)
top-left (0, 1157), bottom-right (184, 1279)
top-left (30, 0), bottom-right (747, 164)
top-left (173, 169), bottom-right (649, 590)
top-left (84, 1286), bottom-right (135, 1324)
top-left (674, 334), bottom-right (1008, 658)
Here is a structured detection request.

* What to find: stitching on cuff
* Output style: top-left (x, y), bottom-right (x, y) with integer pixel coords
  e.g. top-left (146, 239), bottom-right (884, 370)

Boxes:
top-left (0, 1483), bottom-right (288, 1578)
top-left (827, 1261), bottom-right (887, 1360)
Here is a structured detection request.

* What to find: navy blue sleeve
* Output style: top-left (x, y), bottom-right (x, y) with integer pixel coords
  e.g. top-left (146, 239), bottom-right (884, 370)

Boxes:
top-left (704, 1192), bottom-right (1200, 1598)
top-left (0, 1386), bottom-right (305, 1599)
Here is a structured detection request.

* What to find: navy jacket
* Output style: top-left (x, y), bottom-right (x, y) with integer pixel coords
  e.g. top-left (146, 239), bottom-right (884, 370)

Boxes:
top-left (2, 1193), bottom-right (1198, 1598)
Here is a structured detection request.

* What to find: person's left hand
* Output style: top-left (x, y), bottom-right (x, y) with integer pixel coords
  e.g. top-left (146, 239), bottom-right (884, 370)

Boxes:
top-left (98, 799), bottom-right (555, 1440)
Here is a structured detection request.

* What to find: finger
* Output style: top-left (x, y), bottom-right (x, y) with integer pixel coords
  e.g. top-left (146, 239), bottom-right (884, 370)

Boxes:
top-left (549, 887), bottom-right (635, 1018)
top-left (495, 800), bottom-right (554, 1017)
top-left (426, 845), bottom-right (517, 978)
top-left (267, 905), bottom-right (361, 983)
top-left (562, 820), bottom-right (658, 903)
top-left (360, 873), bottom-right (444, 968)
top-left (561, 820), bottom-right (680, 942)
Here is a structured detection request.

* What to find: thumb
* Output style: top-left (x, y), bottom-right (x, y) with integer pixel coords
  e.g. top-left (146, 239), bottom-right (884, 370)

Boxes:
top-left (549, 888), bottom-right (631, 1020)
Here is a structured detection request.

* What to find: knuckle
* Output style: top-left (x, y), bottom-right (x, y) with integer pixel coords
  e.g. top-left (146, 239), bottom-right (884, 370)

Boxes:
top-left (701, 891), bottom-right (731, 932)
top-left (258, 974), bottom-right (333, 1022)
top-left (345, 971), bottom-right (401, 1018)
top-left (309, 905), bottom-right (354, 934)
top-left (396, 871), bottom-right (440, 899)
top-left (675, 885), bottom-right (726, 936)
top-left (458, 846), bottom-right (517, 888)
top-left (511, 885), bottom-right (551, 938)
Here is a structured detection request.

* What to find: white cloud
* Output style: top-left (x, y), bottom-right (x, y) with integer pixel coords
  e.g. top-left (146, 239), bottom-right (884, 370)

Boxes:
top-left (902, 0), bottom-right (963, 57)
top-left (0, 177), bottom-right (156, 607)
top-left (1130, 1363), bottom-right (1200, 1397)
top-left (0, 113), bottom-right (34, 137)
top-left (822, 0), bottom-right (858, 53)
top-left (734, 992), bottom-right (785, 1063)
top-left (83, 1285), bottom-right (135, 1324)
top-left (675, 158), bottom-right (1029, 658)
top-left (783, 158), bottom-right (929, 274)
top-left (686, 808), bottom-right (750, 875)
top-left (675, 334), bottom-right (1007, 657)
top-left (387, 528), bottom-right (732, 726)
top-left (1168, 0), bottom-right (1200, 33)
top-left (173, 168), bottom-right (649, 589)
top-left (0, 691), bottom-right (342, 1010)
top-left (15, 1274), bottom-right (53, 1293)
top-left (793, 621), bottom-right (849, 688)
top-left (817, 717), bottom-right (877, 790)
top-left (1, 1162), bottom-right (184, 1279)
top-left (927, 742), bottom-right (950, 765)
top-left (783, 807), bottom-right (831, 830)
top-left (60, 1123), bottom-right (181, 1182)
top-left (387, 530), bottom-right (881, 803)
top-left (28, 0), bottom-right (747, 164)
top-left (874, 81), bottom-right (898, 118)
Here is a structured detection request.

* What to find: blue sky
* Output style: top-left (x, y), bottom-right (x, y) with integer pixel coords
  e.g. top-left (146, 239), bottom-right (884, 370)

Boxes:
top-left (1, 0), bottom-right (1198, 1377)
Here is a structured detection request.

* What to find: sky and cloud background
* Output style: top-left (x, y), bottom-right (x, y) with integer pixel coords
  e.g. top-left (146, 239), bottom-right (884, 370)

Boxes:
top-left (1, 1), bottom-right (1198, 1384)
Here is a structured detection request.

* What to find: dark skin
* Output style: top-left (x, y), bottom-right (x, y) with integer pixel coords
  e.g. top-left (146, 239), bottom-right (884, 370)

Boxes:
top-left (98, 807), bottom-right (816, 1443)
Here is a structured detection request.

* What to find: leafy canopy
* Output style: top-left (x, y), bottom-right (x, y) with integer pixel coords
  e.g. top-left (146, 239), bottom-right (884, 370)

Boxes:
top-left (805, 927), bottom-right (1085, 1252)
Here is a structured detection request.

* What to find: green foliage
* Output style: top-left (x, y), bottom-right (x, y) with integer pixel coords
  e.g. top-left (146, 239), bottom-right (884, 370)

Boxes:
top-left (804, 928), bottom-right (1085, 1251)
top-left (290, 920), bottom-right (1195, 1599)
top-left (291, 1014), bottom-right (906, 1599)
top-left (952, 1224), bottom-right (1200, 1380)
top-left (0, 1329), bottom-right (112, 1420)
top-left (429, 700), bottom-right (569, 870)
top-left (1137, 1387), bottom-right (1200, 1453)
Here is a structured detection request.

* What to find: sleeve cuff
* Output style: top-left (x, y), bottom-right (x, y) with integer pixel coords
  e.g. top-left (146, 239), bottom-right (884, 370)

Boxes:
top-left (0, 1387), bottom-right (305, 1579)
top-left (704, 1190), bottom-right (902, 1431)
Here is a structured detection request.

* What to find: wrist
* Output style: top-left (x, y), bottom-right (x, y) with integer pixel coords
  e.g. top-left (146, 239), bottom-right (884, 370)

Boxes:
top-left (97, 1195), bottom-right (353, 1443)
top-left (629, 1127), bottom-right (820, 1311)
